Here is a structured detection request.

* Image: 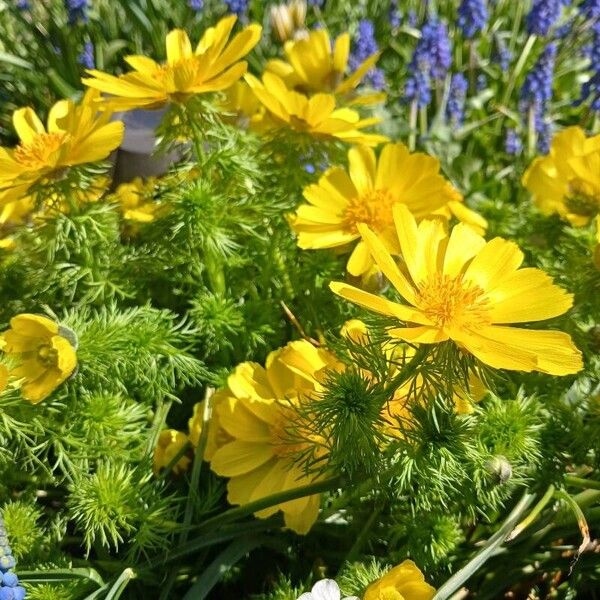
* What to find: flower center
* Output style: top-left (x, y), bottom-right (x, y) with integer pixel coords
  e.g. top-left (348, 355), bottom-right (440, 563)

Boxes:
top-left (416, 273), bottom-right (490, 330)
top-left (37, 343), bottom-right (58, 368)
top-left (565, 183), bottom-right (599, 217)
top-left (269, 406), bottom-right (313, 458)
top-left (14, 132), bottom-right (68, 169)
top-left (343, 188), bottom-right (396, 234)
top-left (158, 58), bottom-right (201, 95)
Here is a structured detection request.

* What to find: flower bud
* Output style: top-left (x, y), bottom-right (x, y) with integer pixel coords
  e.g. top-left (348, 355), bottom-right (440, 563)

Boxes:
top-left (485, 455), bottom-right (512, 484)
top-left (290, 0), bottom-right (306, 28)
top-left (270, 4), bottom-right (294, 43)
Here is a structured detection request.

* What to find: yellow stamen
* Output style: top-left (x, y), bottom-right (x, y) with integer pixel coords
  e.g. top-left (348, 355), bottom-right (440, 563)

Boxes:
top-left (417, 273), bottom-right (490, 329)
top-left (14, 132), bottom-right (69, 169)
top-left (343, 189), bottom-right (395, 233)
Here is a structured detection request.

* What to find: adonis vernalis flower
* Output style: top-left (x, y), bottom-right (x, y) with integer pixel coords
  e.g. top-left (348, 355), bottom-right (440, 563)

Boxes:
top-left (266, 28), bottom-right (385, 105)
top-left (363, 560), bottom-right (435, 600)
top-left (0, 314), bottom-right (78, 404)
top-left (0, 90), bottom-right (123, 205)
top-left (82, 16), bottom-right (262, 111)
top-left (245, 72), bottom-right (388, 146)
top-left (291, 143), bottom-right (485, 276)
top-left (523, 126), bottom-right (600, 225)
top-left (330, 205), bottom-right (582, 375)
top-left (152, 429), bottom-right (191, 475)
top-left (207, 340), bottom-right (338, 534)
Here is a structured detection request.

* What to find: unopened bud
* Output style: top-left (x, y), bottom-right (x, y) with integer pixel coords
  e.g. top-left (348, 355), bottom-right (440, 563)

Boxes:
top-left (485, 455), bottom-right (512, 484)
top-left (270, 4), bottom-right (294, 43)
top-left (289, 0), bottom-right (306, 27)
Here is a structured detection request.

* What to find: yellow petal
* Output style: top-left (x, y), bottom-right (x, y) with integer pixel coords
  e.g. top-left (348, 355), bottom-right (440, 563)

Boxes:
top-left (13, 108), bottom-right (45, 143)
top-left (443, 222), bottom-right (486, 278)
top-left (357, 223), bottom-right (417, 303)
top-left (464, 238), bottom-right (524, 292)
top-left (210, 440), bottom-right (274, 477)
top-left (348, 145), bottom-right (376, 195)
top-left (10, 314), bottom-right (58, 338)
top-left (51, 335), bottom-right (77, 377)
top-left (347, 240), bottom-right (373, 276)
top-left (166, 29), bottom-right (193, 64)
top-left (330, 281), bottom-right (429, 324)
top-left (333, 32), bottom-right (350, 74)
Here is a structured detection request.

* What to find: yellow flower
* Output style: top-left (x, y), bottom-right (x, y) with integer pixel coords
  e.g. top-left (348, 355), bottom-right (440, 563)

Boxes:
top-left (244, 72), bottom-right (388, 146)
top-left (363, 560), bottom-right (435, 600)
top-left (113, 177), bottom-right (161, 223)
top-left (0, 91), bottom-right (123, 206)
top-left (208, 340), bottom-right (337, 534)
top-left (330, 205), bottom-right (582, 375)
top-left (0, 314), bottom-right (78, 404)
top-left (220, 81), bottom-right (267, 130)
top-left (340, 319), bottom-right (485, 421)
top-left (83, 17), bottom-right (262, 112)
top-left (153, 429), bottom-right (191, 475)
top-left (266, 29), bottom-right (385, 105)
top-left (523, 126), bottom-right (600, 225)
top-left (291, 143), bottom-right (485, 276)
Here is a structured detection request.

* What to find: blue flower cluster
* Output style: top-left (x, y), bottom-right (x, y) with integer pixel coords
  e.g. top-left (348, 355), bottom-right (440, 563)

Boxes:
top-left (520, 43), bottom-right (557, 151)
top-left (504, 128), bottom-right (523, 155)
top-left (390, 0), bottom-right (401, 29)
top-left (447, 73), bottom-right (468, 126)
top-left (223, 0), bottom-right (247, 16)
top-left (525, 0), bottom-right (562, 36)
top-left (581, 0), bottom-right (600, 18)
top-left (457, 0), bottom-right (489, 39)
top-left (78, 41), bottom-right (94, 69)
top-left (493, 36), bottom-right (512, 71)
top-left (189, 0), bottom-right (203, 10)
top-left (0, 519), bottom-right (25, 600)
top-left (578, 21), bottom-right (600, 111)
top-left (349, 20), bottom-right (385, 90)
top-left (15, 0), bottom-right (29, 10)
top-left (65, 0), bottom-right (88, 24)
top-left (404, 18), bottom-right (452, 107)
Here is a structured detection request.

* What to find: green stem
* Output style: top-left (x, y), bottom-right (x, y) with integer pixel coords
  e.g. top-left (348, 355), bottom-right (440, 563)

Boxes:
top-left (564, 475), bottom-right (600, 491)
top-left (197, 476), bottom-right (343, 533)
top-left (502, 34), bottom-right (536, 107)
top-left (408, 100), bottom-right (418, 151)
top-left (506, 484), bottom-right (555, 541)
top-left (104, 569), bottom-right (136, 600)
top-left (344, 505), bottom-right (381, 564)
top-left (432, 493), bottom-right (535, 600)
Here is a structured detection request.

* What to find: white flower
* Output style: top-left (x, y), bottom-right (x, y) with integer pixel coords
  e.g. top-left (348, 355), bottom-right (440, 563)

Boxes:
top-left (297, 579), bottom-right (360, 600)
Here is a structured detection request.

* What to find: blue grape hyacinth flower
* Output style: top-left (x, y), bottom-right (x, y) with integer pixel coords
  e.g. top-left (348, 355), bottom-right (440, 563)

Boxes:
top-left (447, 73), bottom-right (468, 126)
top-left (526, 0), bottom-right (562, 36)
top-left (458, 0), bottom-right (489, 39)
top-left (349, 20), bottom-right (386, 90)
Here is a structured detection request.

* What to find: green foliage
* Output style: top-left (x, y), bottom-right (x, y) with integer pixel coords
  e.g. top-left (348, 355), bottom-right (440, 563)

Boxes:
top-left (1, 500), bottom-right (45, 562)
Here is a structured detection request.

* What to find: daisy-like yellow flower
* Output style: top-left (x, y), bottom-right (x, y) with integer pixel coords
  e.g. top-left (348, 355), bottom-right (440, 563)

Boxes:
top-left (152, 429), bottom-right (191, 475)
top-left (363, 560), bottom-right (435, 600)
top-left (266, 29), bottom-right (385, 105)
top-left (207, 340), bottom-right (338, 534)
top-left (523, 126), bottom-right (600, 225)
top-left (83, 16), bottom-right (262, 112)
top-left (0, 314), bottom-right (78, 404)
top-left (0, 91), bottom-right (123, 206)
top-left (330, 205), bottom-right (582, 375)
top-left (244, 72), bottom-right (388, 146)
top-left (291, 143), bottom-right (485, 276)
top-left (113, 177), bottom-right (162, 223)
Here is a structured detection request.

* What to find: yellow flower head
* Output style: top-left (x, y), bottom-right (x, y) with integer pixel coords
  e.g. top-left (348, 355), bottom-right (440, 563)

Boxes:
top-left (220, 81), bottom-right (267, 130)
top-left (0, 314), bottom-right (78, 404)
top-left (0, 196), bottom-right (35, 250)
top-left (0, 91), bottom-right (123, 206)
top-left (208, 340), bottom-right (337, 534)
top-left (153, 429), bottom-right (191, 475)
top-left (244, 72), bottom-right (388, 146)
top-left (266, 29), bottom-right (385, 105)
top-left (291, 143), bottom-right (485, 276)
top-left (523, 126), bottom-right (600, 225)
top-left (330, 205), bottom-right (582, 375)
top-left (113, 177), bottom-right (162, 223)
top-left (363, 560), bottom-right (435, 600)
top-left (83, 16), bottom-right (262, 112)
